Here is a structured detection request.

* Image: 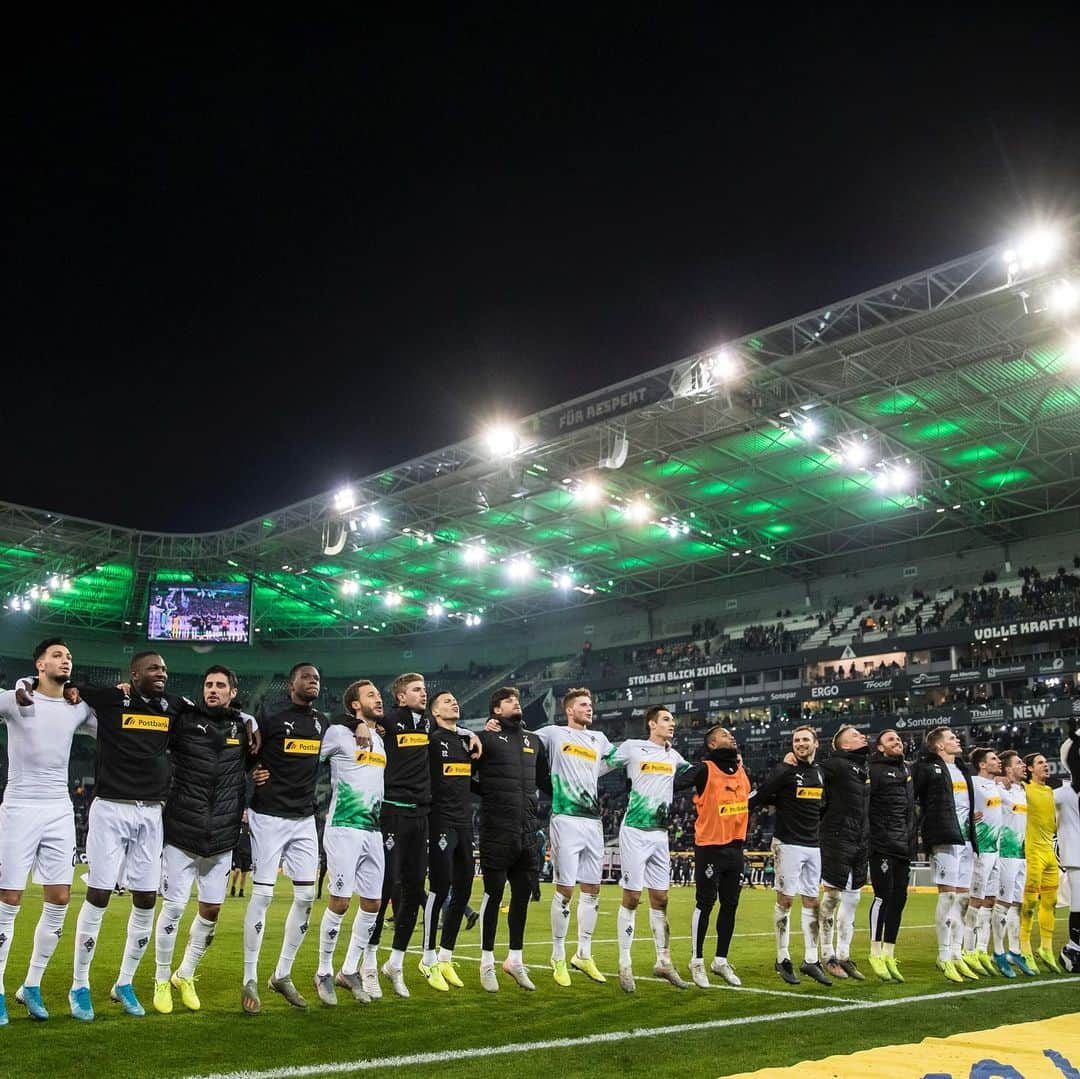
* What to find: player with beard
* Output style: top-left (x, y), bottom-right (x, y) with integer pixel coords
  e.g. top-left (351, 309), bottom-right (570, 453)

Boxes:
top-left (0, 640), bottom-right (96, 1025)
top-left (818, 725), bottom-right (871, 982)
top-left (368, 673), bottom-right (431, 998)
top-left (866, 728), bottom-right (915, 982)
top-left (313, 680), bottom-right (385, 1006)
top-left (532, 688), bottom-right (614, 987)
top-left (682, 724), bottom-right (750, 988)
top-left (606, 706), bottom-right (692, 993)
top-left (241, 663), bottom-right (327, 1014)
top-left (474, 688), bottom-right (546, 991)
top-left (30, 652), bottom-right (194, 1021)
top-left (751, 725), bottom-right (831, 986)
top-left (152, 665), bottom-right (254, 1014)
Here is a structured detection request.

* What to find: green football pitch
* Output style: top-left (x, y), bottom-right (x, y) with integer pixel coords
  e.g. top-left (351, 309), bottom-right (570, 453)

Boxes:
top-left (0, 878), bottom-right (1075, 1079)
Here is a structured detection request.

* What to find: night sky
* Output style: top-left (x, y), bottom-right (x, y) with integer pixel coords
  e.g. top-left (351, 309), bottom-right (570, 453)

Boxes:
top-left (8, 15), bottom-right (1079, 531)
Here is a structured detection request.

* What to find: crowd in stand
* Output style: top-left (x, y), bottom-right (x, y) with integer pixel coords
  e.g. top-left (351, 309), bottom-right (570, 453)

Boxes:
top-left (949, 561), bottom-right (1080, 626)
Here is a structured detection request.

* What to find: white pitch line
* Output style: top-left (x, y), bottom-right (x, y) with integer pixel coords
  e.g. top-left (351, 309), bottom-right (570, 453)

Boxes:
top-left (182, 977), bottom-right (1078, 1079)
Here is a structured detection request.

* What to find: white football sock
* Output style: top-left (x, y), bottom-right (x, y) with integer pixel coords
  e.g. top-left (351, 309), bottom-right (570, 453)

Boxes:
top-left (617, 905), bottom-right (636, 967)
top-left (118, 905), bottom-right (156, 985)
top-left (648, 907), bottom-right (670, 963)
top-left (72, 901), bottom-right (106, 990)
top-left (976, 905), bottom-right (992, 953)
top-left (801, 905), bottom-right (820, 964)
top-left (550, 892), bottom-right (571, 961)
top-left (242, 883), bottom-right (274, 984)
top-left (1006, 905), bottom-right (1021, 954)
top-left (155, 900), bottom-right (187, 981)
top-left (838, 889), bottom-right (861, 961)
top-left (818, 889), bottom-right (840, 959)
top-left (0, 901), bottom-right (19, 994)
top-left (177, 914), bottom-right (216, 979)
top-left (345, 910), bottom-right (378, 975)
top-left (317, 908), bottom-right (345, 977)
top-left (774, 903), bottom-right (791, 962)
top-left (991, 902), bottom-right (1009, 955)
top-left (273, 885), bottom-right (314, 981)
top-left (935, 891), bottom-right (953, 962)
top-left (576, 892), bottom-right (599, 958)
top-left (24, 902), bottom-right (67, 988)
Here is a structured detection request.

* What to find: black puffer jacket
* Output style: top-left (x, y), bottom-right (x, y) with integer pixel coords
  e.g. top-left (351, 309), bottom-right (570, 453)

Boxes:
top-left (821, 746), bottom-right (871, 849)
top-left (868, 752), bottom-right (915, 859)
top-left (474, 719), bottom-right (547, 867)
top-left (164, 704), bottom-right (250, 857)
top-left (913, 751), bottom-right (976, 850)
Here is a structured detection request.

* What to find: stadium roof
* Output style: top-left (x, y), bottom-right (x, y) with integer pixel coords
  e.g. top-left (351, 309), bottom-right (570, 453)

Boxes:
top-left (4, 220), bottom-right (1079, 640)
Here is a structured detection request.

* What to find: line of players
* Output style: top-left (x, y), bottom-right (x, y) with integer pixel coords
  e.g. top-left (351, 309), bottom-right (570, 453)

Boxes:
top-left (0, 640), bottom-right (734, 1022)
top-left (1, 639), bottom-right (1078, 1027)
top-left (750, 721), bottom-right (1080, 987)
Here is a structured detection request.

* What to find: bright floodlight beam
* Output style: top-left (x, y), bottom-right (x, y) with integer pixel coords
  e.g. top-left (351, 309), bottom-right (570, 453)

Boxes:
top-left (484, 423), bottom-right (520, 458)
top-left (334, 486), bottom-right (355, 511)
top-left (707, 348), bottom-right (738, 382)
top-left (363, 510), bottom-right (382, 531)
top-left (574, 479), bottom-right (603, 504)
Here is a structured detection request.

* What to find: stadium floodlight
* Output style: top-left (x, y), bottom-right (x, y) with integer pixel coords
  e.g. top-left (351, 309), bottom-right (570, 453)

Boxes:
top-left (341, 579), bottom-right (359, 596)
top-left (464, 612), bottom-right (482, 627)
top-left (1049, 280), bottom-right (1078, 316)
top-left (49, 574), bottom-right (60, 589)
top-left (556, 572), bottom-right (572, 589)
top-left (427, 602), bottom-right (445, 618)
top-left (506, 557), bottom-right (533, 582)
top-left (484, 423), bottom-right (520, 459)
top-left (333, 486), bottom-right (355, 512)
top-left (29, 586), bottom-right (39, 599)
top-left (891, 466), bottom-right (912, 490)
top-left (574, 478), bottom-right (603, 504)
top-left (705, 348), bottom-right (739, 384)
top-left (844, 439), bottom-right (870, 466)
top-left (624, 499), bottom-right (650, 523)
top-left (799, 417), bottom-right (820, 440)
top-left (363, 511), bottom-right (382, 531)
top-left (383, 591), bottom-right (402, 608)
top-left (1004, 225), bottom-right (1064, 279)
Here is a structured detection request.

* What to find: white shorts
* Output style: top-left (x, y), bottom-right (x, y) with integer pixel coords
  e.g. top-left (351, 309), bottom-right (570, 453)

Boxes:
top-left (550, 815), bottom-right (604, 886)
top-left (931, 842), bottom-right (974, 890)
top-left (997, 857), bottom-right (1027, 905)
top-left (774, 842), bottom-right (822, 898)
top-left (969, 851), bottom-right (1000, 900)
top-left (249, 810), bottom-right (318, 884)
top-left (86, 798), bottom-right (163, 892)
top-left (0, 799), bottom-right (76, 889)
top-left (619, 826), bottom-right (670, 892)
top-left (323, 826), bottom-right (384, 899)
top-left (160, 844), bottom-right (234, 905)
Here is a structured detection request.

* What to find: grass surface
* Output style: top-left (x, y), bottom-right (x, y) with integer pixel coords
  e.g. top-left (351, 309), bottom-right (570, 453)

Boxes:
top-left (0, 878), bottom-right (1075, 1078)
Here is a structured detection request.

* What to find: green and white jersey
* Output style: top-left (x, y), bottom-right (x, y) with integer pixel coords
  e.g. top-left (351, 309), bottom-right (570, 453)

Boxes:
top-left (536, 724), bottom-right (614, 819)
top-left (605, 738), bottom-right (690, 831)
top-left (321, 723), bottom-right (385, 831)
top-left (998, 781), bottom-right (1027, 859)
top-left (946, 762), bottom-right (970, 835)
top-left (972, 774), bottom-right (1002, 853)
